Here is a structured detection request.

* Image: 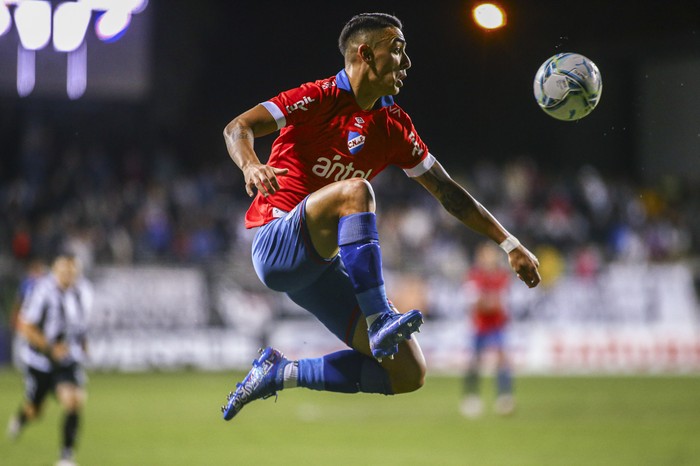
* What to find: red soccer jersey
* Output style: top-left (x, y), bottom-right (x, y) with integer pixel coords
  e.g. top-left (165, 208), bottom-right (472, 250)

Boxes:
top-left (467, 267), bottom-right (510, 333)
top-left (244, 70), bottom-right (434, 228)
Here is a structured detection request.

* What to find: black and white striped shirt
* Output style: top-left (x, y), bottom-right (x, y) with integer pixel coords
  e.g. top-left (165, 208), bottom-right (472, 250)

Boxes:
top-left (19, 274), bottom-right (92, 372)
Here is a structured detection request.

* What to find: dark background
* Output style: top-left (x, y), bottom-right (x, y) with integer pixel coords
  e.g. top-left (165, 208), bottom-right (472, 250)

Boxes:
top-left (2, 0), bottom-right (699, 181)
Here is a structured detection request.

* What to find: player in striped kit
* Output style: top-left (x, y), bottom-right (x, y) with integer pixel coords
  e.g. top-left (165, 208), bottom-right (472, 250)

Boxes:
top-left (6, 254), bottom-right (92, 466)
top-left (221, 12), bottom-right (540, 420)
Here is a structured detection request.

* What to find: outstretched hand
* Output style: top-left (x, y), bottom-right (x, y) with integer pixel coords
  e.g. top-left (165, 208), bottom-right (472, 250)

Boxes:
top-left (243, 163), bottom-right (289, 197)
top-left (508, 246), bottom-right (541, 288)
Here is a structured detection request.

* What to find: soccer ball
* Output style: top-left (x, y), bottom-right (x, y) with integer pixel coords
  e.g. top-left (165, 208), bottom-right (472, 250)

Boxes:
top-left (533, 52), bottom-right (602, 121)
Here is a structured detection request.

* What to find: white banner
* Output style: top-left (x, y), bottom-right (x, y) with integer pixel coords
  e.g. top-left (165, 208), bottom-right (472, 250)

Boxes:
top-left (74, 262), bottom-right (700, 374)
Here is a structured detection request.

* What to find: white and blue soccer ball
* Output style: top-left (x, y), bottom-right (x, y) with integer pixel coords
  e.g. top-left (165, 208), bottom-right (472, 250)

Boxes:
top-left (533, 52), bottom-right (602, 121)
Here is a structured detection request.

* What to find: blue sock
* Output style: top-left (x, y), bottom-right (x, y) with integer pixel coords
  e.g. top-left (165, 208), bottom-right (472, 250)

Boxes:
top-left (497, 367), bottom-right (513, 395)
top-left (465, 365), bottom-right (480, 395)
top-left (338, 213), bottom-right (391, 318)
top-left (297, 350), bottom-right (393, 394)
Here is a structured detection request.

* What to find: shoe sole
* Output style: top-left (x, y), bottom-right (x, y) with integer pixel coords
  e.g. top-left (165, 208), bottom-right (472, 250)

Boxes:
top-left (371, 310), bottom-right (423, 360)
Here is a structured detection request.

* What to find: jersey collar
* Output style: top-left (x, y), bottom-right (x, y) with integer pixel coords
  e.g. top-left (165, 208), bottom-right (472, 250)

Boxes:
top-left (336, 69), bottom-right (395, 109)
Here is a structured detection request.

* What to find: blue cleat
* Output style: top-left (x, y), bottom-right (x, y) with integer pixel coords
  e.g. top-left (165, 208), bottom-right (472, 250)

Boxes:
top-left (221, 347), bottom-right (288, 421)
top-left (367, 309), bottom-right (423, 361)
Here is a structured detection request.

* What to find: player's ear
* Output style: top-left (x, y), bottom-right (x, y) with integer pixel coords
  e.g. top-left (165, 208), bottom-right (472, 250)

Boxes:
top-left (358, 44), bottom-right (373, 63)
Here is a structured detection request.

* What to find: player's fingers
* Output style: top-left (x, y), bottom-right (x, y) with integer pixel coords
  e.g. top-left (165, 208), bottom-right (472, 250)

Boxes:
top-left (266, 167), bottom-right (287, 192)
top-left (517, 264), bottom-right (540, 288)
top-left (527, 268), bottom-right (541, 288)
top-left (247, 166), bottom-right (285, 197)
top-left (259, 175), bottom-right (279, 197)
top-left (270, 175), bottom-right (282, 192)
top-left (518, 274), bottom-right (535, 288)
top-left (245, 182), bottom-right (255, 197)
top-left (256, 179), bottom-right (270, 197)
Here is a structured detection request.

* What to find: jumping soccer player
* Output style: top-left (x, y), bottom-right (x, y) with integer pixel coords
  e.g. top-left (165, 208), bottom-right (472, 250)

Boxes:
top-left (221, 12), bottom-right (540, 420)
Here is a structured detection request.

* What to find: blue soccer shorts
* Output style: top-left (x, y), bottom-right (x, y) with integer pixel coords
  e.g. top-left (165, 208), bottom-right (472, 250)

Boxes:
top-left (473, 328), bottom-right (506, 355)
top-left (251, 197), bottom-right (362, 345)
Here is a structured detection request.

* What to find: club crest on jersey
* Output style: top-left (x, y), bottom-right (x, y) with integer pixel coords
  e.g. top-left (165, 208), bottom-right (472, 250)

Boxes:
top-left (347, 131), bottom-right (366, 154)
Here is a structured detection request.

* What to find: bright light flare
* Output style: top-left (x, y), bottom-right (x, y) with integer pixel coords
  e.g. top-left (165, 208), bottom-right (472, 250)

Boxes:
top-left (0, 4), bottom-right (11, 37)
top-left (83, 0), bottom-right (149, 14)
top-left (15, 0), bottom-right (52, 50)
top-left (95, 9), bottom-right (131, 42)
top-left (3, 0), bottom-right (149, 99)
top-left (53, 2), bottom-right (91, 52)
top-left (472, 3), bottom-right (506, 30)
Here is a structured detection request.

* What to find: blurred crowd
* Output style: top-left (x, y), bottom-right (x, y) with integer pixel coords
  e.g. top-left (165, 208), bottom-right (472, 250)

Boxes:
top-left (373, 156), bottom-right (698, 285)
top-left (2, 120), bottom-right (698, 282)
top-left (2, 120), bottom-right (245, 270)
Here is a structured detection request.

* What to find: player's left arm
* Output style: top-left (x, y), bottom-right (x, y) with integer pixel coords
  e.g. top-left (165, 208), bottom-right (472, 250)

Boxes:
top-left (223, 104), bottom-right (289, 198)
top-left (413, 161), bottom-right (541, 288)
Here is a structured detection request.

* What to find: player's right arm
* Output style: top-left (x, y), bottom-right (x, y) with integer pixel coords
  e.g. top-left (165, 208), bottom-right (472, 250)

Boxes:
top-left (223, 104), bottom-right (288, 198)
top-left (17, 285), bottom-right (69, 361)
top-left (17, 318), bottom-right (69, 361)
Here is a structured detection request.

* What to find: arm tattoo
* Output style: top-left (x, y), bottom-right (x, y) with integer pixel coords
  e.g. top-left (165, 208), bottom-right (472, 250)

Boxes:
top-left (231, 126), bottom-right (254, 141)
top-left (417, 164), bottom-right (502, 237)
top-left (434, 182), bottom-right (477, 219)
top-left (417, 163), bottom-right (482, 224)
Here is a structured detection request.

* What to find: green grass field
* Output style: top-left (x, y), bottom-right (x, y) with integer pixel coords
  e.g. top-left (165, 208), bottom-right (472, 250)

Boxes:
top-left (1, 369), bottom-right (699, 465)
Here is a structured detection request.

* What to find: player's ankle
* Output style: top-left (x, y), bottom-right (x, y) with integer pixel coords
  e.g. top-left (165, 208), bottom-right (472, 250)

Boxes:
top-left (282, 360), bottom-right (298, 389)
top-left (366, 312), bottom-right (381, 327)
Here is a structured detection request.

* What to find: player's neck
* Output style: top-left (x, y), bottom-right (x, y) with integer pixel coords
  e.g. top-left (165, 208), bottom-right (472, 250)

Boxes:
top-left (345, 66), bottom-right (381, 111)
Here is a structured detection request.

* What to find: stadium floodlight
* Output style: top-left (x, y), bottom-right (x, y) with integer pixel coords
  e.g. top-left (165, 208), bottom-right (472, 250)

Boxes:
top-left (17, 46), bottom-right (35, 97)
top-left (53, 2), bottom-right (91, 52)
top-left (94, 8), bottom-right (131, 42)
top-left (3, 0), bottom-right (149, 98)
top-left (472, 3), bottom-right (507, 30)
top-left (14, 1), bottom-right (52, 51)
top-left (81, 0), bottom-right (148, 14)
top-left (67, 41), bottom-right (87, 99)
top-left (0, 3), bottom-right (11, 38)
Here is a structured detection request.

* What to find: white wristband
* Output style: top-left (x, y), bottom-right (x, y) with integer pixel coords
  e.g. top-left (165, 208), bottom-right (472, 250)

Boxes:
top-left (499, 235), bottom-right (520, 253)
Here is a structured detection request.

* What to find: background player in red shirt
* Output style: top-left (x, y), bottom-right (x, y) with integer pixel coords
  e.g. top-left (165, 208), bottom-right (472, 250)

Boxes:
top-left (460, 242), bottom-right (516, 418)
top-left (221, 12), bottom-right (540, 421)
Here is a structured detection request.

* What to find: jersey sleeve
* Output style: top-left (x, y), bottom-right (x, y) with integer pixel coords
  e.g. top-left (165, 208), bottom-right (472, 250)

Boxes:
top-left (388, 107), bottom-right (435, 177)
top-left (76, 279), bottom-right (94, 318)
top-left (404, 151), bottom-right (436, 178)
top-left (19, 280), bottom-right (48, 325)
top-left (261, 81), bottom-right (325, 130)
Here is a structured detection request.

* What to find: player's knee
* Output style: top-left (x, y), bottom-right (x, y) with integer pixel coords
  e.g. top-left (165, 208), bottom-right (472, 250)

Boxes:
top-left (57, 385), bottom-right (85, 411)
top-left (63, 398), bottom-right (82, 412)
top-left (338, 178), bottom-right (375, 214)
top-left (390, 357), bottom-right (427, 394)
top-left (24, 404), bottom-right (39, 420)
top-left (392, 372), bottom-right (425, 394)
